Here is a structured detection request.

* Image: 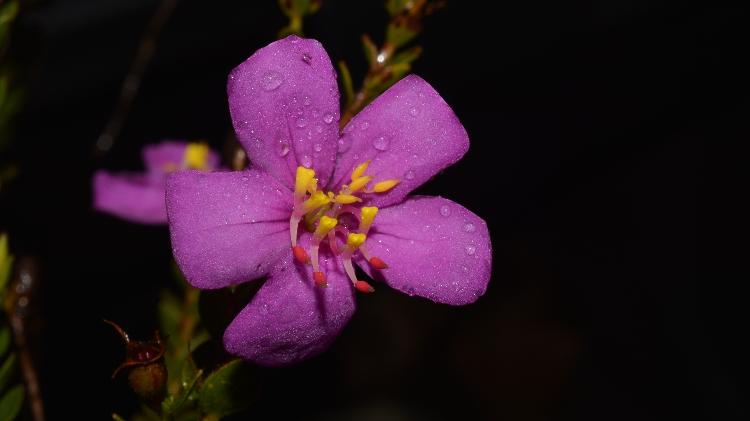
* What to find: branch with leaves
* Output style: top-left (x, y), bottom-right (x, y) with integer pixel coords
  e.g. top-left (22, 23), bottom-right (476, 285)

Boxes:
top-left (339, 0), bottom-right (443, 127)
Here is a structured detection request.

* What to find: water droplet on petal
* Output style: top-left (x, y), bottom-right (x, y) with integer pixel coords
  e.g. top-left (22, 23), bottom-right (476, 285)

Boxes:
top-left (279, 142), bottom-right (290, 156)
top-left (464, 223), bottom-right (476, 233)
top-left (465, 245), bottom-right (476, 255)
top-left (313, 143), bottom-right (322, 152)
top-left (302, 53), bottom-right (312, 64)
top-left (405, 169), bottom-right (415, 180)
top-left (359, 120), bottom-right (370, 131)
top-left (440, 205), bottom-right (451, 217)
top-left (301, 155), bottom-right (313, 168)
top-left (323, 113), bottom-right (334, 124)
top-left (303, 95), bottom-right (312, 106)
top-left (409, 107), bottom-right (419, 116)
top-left (296, 116), bottom-right (308, 127)
top-left (261, 71), bottom-right (283, 91)
top-left (373, 136), bottom-right (390, 151)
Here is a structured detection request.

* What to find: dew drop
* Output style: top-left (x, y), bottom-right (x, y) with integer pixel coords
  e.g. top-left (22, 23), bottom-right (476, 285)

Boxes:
top-left (278, 142), bottom-right (290, 157)
top-left (464, 245), bottom-right (476, 256)
top-left (409, 107), bottom-right (420, 116)
top-left (405, 169), bottom-right (415, 180)
top-left (313, 143), bottom-right (322, 152)
top-left (373, 136), bottom-right (390, 151)
top-left (440, 205), bottom-right (451, 217)
top-left (302, 53), bottom-right (312, 64)
top-left (261, 71), bottom-right (283, 91)
top-left (323, 113), bottom-right (334, 124)
top-left (303, 95), bottom-right (312, 106)
top-left (296, 116), bottom-right (308, 128)
top-left (359, 120), bottom-right (370, 131)
top-left (301, 155), bottom-right (313, 168)
top-left (464, 223), bottom-right (476, 233)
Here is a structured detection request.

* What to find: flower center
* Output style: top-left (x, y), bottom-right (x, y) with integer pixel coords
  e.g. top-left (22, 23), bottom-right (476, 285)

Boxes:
top-left (164, 143), bottom-right (212, 173)
top-left (289, 161), bottom-right (399, 293)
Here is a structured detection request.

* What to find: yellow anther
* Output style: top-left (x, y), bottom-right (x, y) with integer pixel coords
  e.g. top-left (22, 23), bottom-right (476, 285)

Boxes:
top-left (295, 166), bottom-right (316, 196)
top-left (314, 216), bottom-right (338, 238)
top-left (301, 191), bottom-right (331, 213)
top-left (184, 143), bottom-right (210, 170)
top-left (359, 206), bottom-right (379, 233)
top-left (335, 194), bottom-right (362, 204)
top-left (349, 176), bottom-right (373, 193)
top-left (351, 161), bottom-right (371, 181)
top-left (327, 191), bottom-right (335, 200)
top-left (306, 177), bottom-right (318, 194)
top-left (346, 233), bottom-right (367, 250)
top-left (372, 179), bottom-right (400, 193)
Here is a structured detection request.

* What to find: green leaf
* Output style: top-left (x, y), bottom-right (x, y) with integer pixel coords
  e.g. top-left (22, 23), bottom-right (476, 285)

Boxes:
top-left (0, 327), bottom-right (10, 360)
top-left (386, 0), bottom-right (410, 16)
top-left (0, 233), bottom-right (11, 295)
top-left (361, 35), bottom-right (378, 68)
top-left (198, 359), bottom-right (260, 417)
top-left (0, 353), bottom-right (17, 392)
top-left (0, 1), bottom-right (20, 47)
top-left (161, 365), bottom-right (203, 416)
top-left (338, 60), bottom-right (355, 107)
top-left (391, 45), bottom-right (423, 66)
top-left (0, 384), bottom-right (23, 421)
top-left (158, 289), bottom-right (181, 340)
top-left (386, 22), bottom-right (419, 48)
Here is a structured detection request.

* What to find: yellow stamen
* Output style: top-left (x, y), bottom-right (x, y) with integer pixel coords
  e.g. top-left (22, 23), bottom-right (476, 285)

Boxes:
top-left (351, 161), bottom-right (370, 181)
top-left (359, 206), bottom-right (378, 233)
top-left (184, 143), bottom-right (210, 170)
top-left (301, 191), bottom-right (331, 213)
top-left (371, 179), bottom-right (400, 193)
top-left (306, 177), bottom-right (318, 194)
top-left (349, 176), bottom-right (373, 193)
top-left (346, 233), bottom-right (366, 250)
top-left (304, 204), bottom-right (330, 232)
top-left (314, 216), bottom-right (338, 239)
top-left (295, 166), bottom-right (316, 197)
top-left (335, 194), bottom-right (362, 204)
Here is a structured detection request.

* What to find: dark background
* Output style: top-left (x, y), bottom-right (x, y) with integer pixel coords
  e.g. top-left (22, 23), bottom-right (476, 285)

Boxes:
top-left (0, 0), bottom-right (738, 419)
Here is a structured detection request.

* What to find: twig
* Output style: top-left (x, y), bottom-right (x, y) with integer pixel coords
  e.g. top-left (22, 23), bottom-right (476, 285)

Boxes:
top-left (95, 0), bottom-right (181, 155)
top-left (4, 257), bottom-right (45, 421)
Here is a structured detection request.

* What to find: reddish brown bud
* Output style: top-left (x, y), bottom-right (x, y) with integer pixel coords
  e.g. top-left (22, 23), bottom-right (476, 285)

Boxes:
top-left (105, 320), bottom-right (166, 405)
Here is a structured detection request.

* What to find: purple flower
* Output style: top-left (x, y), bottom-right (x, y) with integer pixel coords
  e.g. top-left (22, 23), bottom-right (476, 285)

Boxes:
top-left (166, 36), bottom-right (492, 366)
top-left (93, 140), bottom-right (219, 224)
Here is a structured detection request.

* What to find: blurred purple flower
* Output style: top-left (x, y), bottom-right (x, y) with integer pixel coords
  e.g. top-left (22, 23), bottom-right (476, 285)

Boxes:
top-left (93, 140), bottom-right (219, 224)
top-left (166, 36), bottom-right (492, 366)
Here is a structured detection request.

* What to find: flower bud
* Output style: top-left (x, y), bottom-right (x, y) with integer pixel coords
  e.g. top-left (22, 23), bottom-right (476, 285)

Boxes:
top-left (105, 320), bottom-right (166, 405)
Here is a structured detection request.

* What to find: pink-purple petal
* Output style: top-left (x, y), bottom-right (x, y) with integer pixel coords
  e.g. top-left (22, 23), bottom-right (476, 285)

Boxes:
top-left (166, 169), bottom-right (292, 289)
top-left (142, 140), bottom-right (191, 175)
top-left (228, 36), bottom-right (340, 188)
top-left (224, 233), bottom-right (355, 366)
top-left (93, 170), bottom-right (168, 224)
top-left (331, 75), bottom-right (469, 207)
top-left (357, 196), bottom-right (491, 305)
